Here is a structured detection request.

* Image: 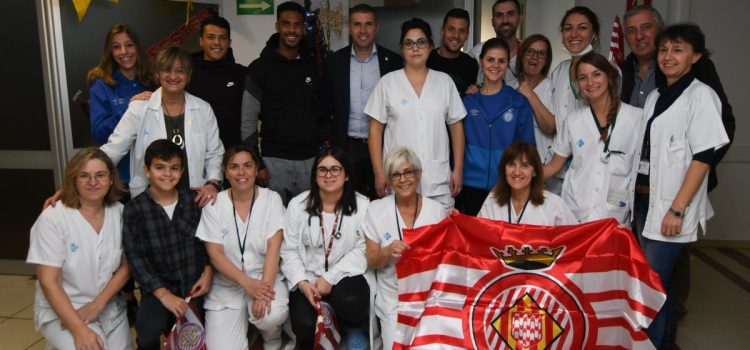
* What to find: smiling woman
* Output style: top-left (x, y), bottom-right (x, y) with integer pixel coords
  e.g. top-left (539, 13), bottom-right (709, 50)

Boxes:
top-left (99, 46), bottom-right (224, 204)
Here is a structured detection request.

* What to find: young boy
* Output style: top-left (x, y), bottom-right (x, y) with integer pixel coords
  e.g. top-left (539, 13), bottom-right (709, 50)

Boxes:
top-left (123, 139), bottom-right (212, 350)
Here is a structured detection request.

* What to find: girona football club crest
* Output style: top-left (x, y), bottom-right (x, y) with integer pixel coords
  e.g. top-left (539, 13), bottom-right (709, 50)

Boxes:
top-left (463, 245), bottom-right (596, 350)
top-left (172, 322), bottom-right (206, 350)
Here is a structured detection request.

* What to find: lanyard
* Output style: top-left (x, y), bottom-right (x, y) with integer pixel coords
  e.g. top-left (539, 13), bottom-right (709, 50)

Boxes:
top-left (590, 106), bottom-right (616, 155)
top-left (394, 194), bottom-right (420, 241)
top-left (319, 211), bottom-right (343, 272)
top-left (507, 198), bottom-right (531, 224)
top-left (231, 187), bottom-right (256, 267)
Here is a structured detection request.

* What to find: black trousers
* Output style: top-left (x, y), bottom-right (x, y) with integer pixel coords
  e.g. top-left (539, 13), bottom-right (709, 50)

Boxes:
top-left (456, 186), bottom-right (489, 216)
top-left (289, 275), bottom-right (370, 348)
top-left (135, 293), bottom-right (204, 350)
top-left (346, 138), bottom-right (377, 200)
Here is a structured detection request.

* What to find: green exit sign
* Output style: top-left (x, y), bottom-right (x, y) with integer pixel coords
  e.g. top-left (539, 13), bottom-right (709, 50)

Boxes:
top-left (237, 0), bottom-right (274, 15)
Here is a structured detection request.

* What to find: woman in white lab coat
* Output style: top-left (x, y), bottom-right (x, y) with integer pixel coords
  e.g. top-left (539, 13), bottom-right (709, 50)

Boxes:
top-left (365, 17), bottom-right (466, 208)
top-left (547, 6), bottom-right (601, 195)
top-left (478, 141), bottom-right (575, 225)
top-left (281, 147), bottom-right (370, 349)
top-left (363, 147), bottom-right (448, 349)
top-left (544, 52), bottom-right (642, 224)
top-left (196, 144), bottom-right (289, 350)
top-left (27, 148), bottom-right (131, 350)
top-left (632, 24), bottom-right (729, 349)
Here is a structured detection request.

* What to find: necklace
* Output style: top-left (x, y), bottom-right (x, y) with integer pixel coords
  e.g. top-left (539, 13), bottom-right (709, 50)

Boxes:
top-left (162, 98), bottom-right (186, 148)
top-left (394, 193), bottom-right (420, 240)
top-left (231, 187), bottom-right (256, 270)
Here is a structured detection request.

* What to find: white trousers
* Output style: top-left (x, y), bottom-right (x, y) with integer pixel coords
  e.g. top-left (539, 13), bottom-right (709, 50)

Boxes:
top-left (378, 312), bottom-right (398, 350)
top-left (205, 278), bottom-right (289, 350)
top-left (41, 317), bottom-right (132, 350)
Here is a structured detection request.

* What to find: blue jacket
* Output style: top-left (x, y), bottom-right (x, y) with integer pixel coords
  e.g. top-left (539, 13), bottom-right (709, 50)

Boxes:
top-left (462, 86), bottom-right (536, 190)
top-left (89, 71), bottom-right (148, 183)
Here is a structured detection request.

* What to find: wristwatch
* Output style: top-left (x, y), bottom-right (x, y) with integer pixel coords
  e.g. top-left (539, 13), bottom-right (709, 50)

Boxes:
top-left (205, 180), bottom-right (222, 191)
top-left (668, 207), bottom-right (684, 218)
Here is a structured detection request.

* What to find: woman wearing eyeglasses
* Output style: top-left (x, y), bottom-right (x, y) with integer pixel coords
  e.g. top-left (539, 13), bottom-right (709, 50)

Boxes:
top-left (511, 35), bottom-right (557, 186)
top-left (459, 37), bottom-right (536, 216)
top-left (196, 145), bottom-right (289, 349)
top-left (362, 147), bottom-right (447, 349)
top-left (365, 18), bottom-right (466, 209)
top-left (543, 52), bottom-right (642, 224)
top-left (28, 148), bottom-right (132, 350)
top-left (478, 141), bottom-right (575, 225)
top-left (281, 147), bottom-right (370, 349)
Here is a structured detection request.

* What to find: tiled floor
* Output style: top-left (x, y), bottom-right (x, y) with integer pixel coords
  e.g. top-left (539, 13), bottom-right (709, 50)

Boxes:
top-left (2, 247), bottom-right (749, 349)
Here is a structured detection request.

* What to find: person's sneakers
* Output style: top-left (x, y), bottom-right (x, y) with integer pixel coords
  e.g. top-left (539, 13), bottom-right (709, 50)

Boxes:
top-left (127, 298), bottom-right (139, 326)
top-left (345, 327), bottom-right (368, 350)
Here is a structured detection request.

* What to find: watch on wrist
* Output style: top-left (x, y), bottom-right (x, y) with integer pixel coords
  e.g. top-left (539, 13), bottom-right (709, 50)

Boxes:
top-left (668, 207), bottom-right (684, 218)
top-left (205, 180), bottom-right (222, 191)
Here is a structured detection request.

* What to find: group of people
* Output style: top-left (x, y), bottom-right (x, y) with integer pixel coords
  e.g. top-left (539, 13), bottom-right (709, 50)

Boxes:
top-left (27, 1), bottom-right (734, 350)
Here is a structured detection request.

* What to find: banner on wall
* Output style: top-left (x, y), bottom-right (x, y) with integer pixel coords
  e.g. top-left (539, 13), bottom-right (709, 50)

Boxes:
top-left (394, 214), bottom-right (666, 349)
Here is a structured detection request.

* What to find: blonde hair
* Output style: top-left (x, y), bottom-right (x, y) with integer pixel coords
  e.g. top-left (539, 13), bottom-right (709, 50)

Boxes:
top-left (60, 148), bottom-right (125, 208)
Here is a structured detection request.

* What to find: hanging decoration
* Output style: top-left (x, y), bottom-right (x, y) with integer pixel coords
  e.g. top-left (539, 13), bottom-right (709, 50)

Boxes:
top-left (72, 0), bottom-right (119, 22)
top-left (319, 0), bottom-right (346, 43)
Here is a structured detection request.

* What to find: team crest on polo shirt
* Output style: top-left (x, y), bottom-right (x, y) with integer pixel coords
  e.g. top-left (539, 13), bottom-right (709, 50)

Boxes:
top-left (70, 242), bottom-right (79, 253)
top-left (503, 109), bottom-right (514, 122)
top-left (469, 109), bottom-right (480, 117)
top-left (577, 139), bottom-right (585, 148)
top-left (464, 245), bottom-right (592, 350)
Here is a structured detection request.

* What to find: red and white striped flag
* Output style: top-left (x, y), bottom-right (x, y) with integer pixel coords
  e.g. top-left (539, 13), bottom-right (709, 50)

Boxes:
top-left (165, 295), bottom-right (207, 350)
top-left (314, 299), bottom-right (341, 350)
top-left (394, 214), bottom-right (665, 349)
top-left (609, 15), bottom-right (625, 67)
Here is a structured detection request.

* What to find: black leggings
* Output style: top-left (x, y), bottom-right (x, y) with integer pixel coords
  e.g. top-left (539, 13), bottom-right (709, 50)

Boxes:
top-left (289, 275), bottom-right (370, 348)
top-left (134, 293), bottom-right (204, 350)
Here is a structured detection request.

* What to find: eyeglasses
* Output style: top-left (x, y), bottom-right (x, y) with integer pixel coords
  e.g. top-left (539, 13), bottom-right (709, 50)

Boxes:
top-left (402, 38), bottom-right (429, 50)
top-left (524, 48), bottom-right (547, 59)
top-left (389, 169), bottom-right (419, 182)
top-left (317, 166), bottom-right (343, 177)
top-left (77, 171), bottom-right (110, 183)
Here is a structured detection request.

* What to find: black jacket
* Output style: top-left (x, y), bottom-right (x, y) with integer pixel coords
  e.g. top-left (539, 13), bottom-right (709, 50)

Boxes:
top-left (243, 33), bottom-right (323, 160)
top-left (187, 48), bottom-right (247, 150)
top-left (322, 45), bottom-right (403, 148)
top-left (620, 53), bottom-right (735, 191)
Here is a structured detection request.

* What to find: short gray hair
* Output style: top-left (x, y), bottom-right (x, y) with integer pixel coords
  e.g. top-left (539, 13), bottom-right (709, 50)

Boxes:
top-left (624, 5), bottom-right (664, 30)
top-left (383, 147), bottom-right (422, 178)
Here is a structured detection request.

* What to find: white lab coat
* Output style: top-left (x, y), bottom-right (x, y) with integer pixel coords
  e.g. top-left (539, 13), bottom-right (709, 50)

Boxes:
top-left (554, 103), bottom-right (642, 223)
top-left (477, 191), bottom-right (577, 225)
top-left (361, 195), bottom-right (447, 349)
top-left (101, 88), bottom-right (224, 197)
top-left (364, 70), bottom-right (466, 199)
top-left (633, 79), bottom-right (729, 243)
top-left (27, 202), bottom-right (131, 349)
top-left (196, 188), bottom-right (289, 349)
top-left (509, 77), bottom-right (557, 165)
top-left (281, 191), bottom-right (370, 289)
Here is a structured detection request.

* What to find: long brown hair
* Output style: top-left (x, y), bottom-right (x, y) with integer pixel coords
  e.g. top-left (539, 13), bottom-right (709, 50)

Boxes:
top-left (60, 148), bottom-right (125, 208)
top-left (86, 23), bottom-right (154, 88)
top-left (493, 141), bottom-right (545, 207)
top-left (574, 52), bottom-right (621, 141)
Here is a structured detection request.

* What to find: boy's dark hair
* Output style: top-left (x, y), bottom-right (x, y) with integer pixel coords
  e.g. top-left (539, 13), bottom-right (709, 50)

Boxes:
top-left (277, 1), bottom-right (305, 20)
top-left (443, 8), bottom-right (470, 27)
top-left (144, 139), bottom-right (185, 168)
top-left (201, 16), bottom-right (231, 39)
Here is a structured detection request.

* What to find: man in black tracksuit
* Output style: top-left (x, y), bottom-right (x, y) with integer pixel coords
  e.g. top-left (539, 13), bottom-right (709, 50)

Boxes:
top-left (241, 1), bottom-right (323, 204)
top-left (188, 15), bottom-right (247, 151)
